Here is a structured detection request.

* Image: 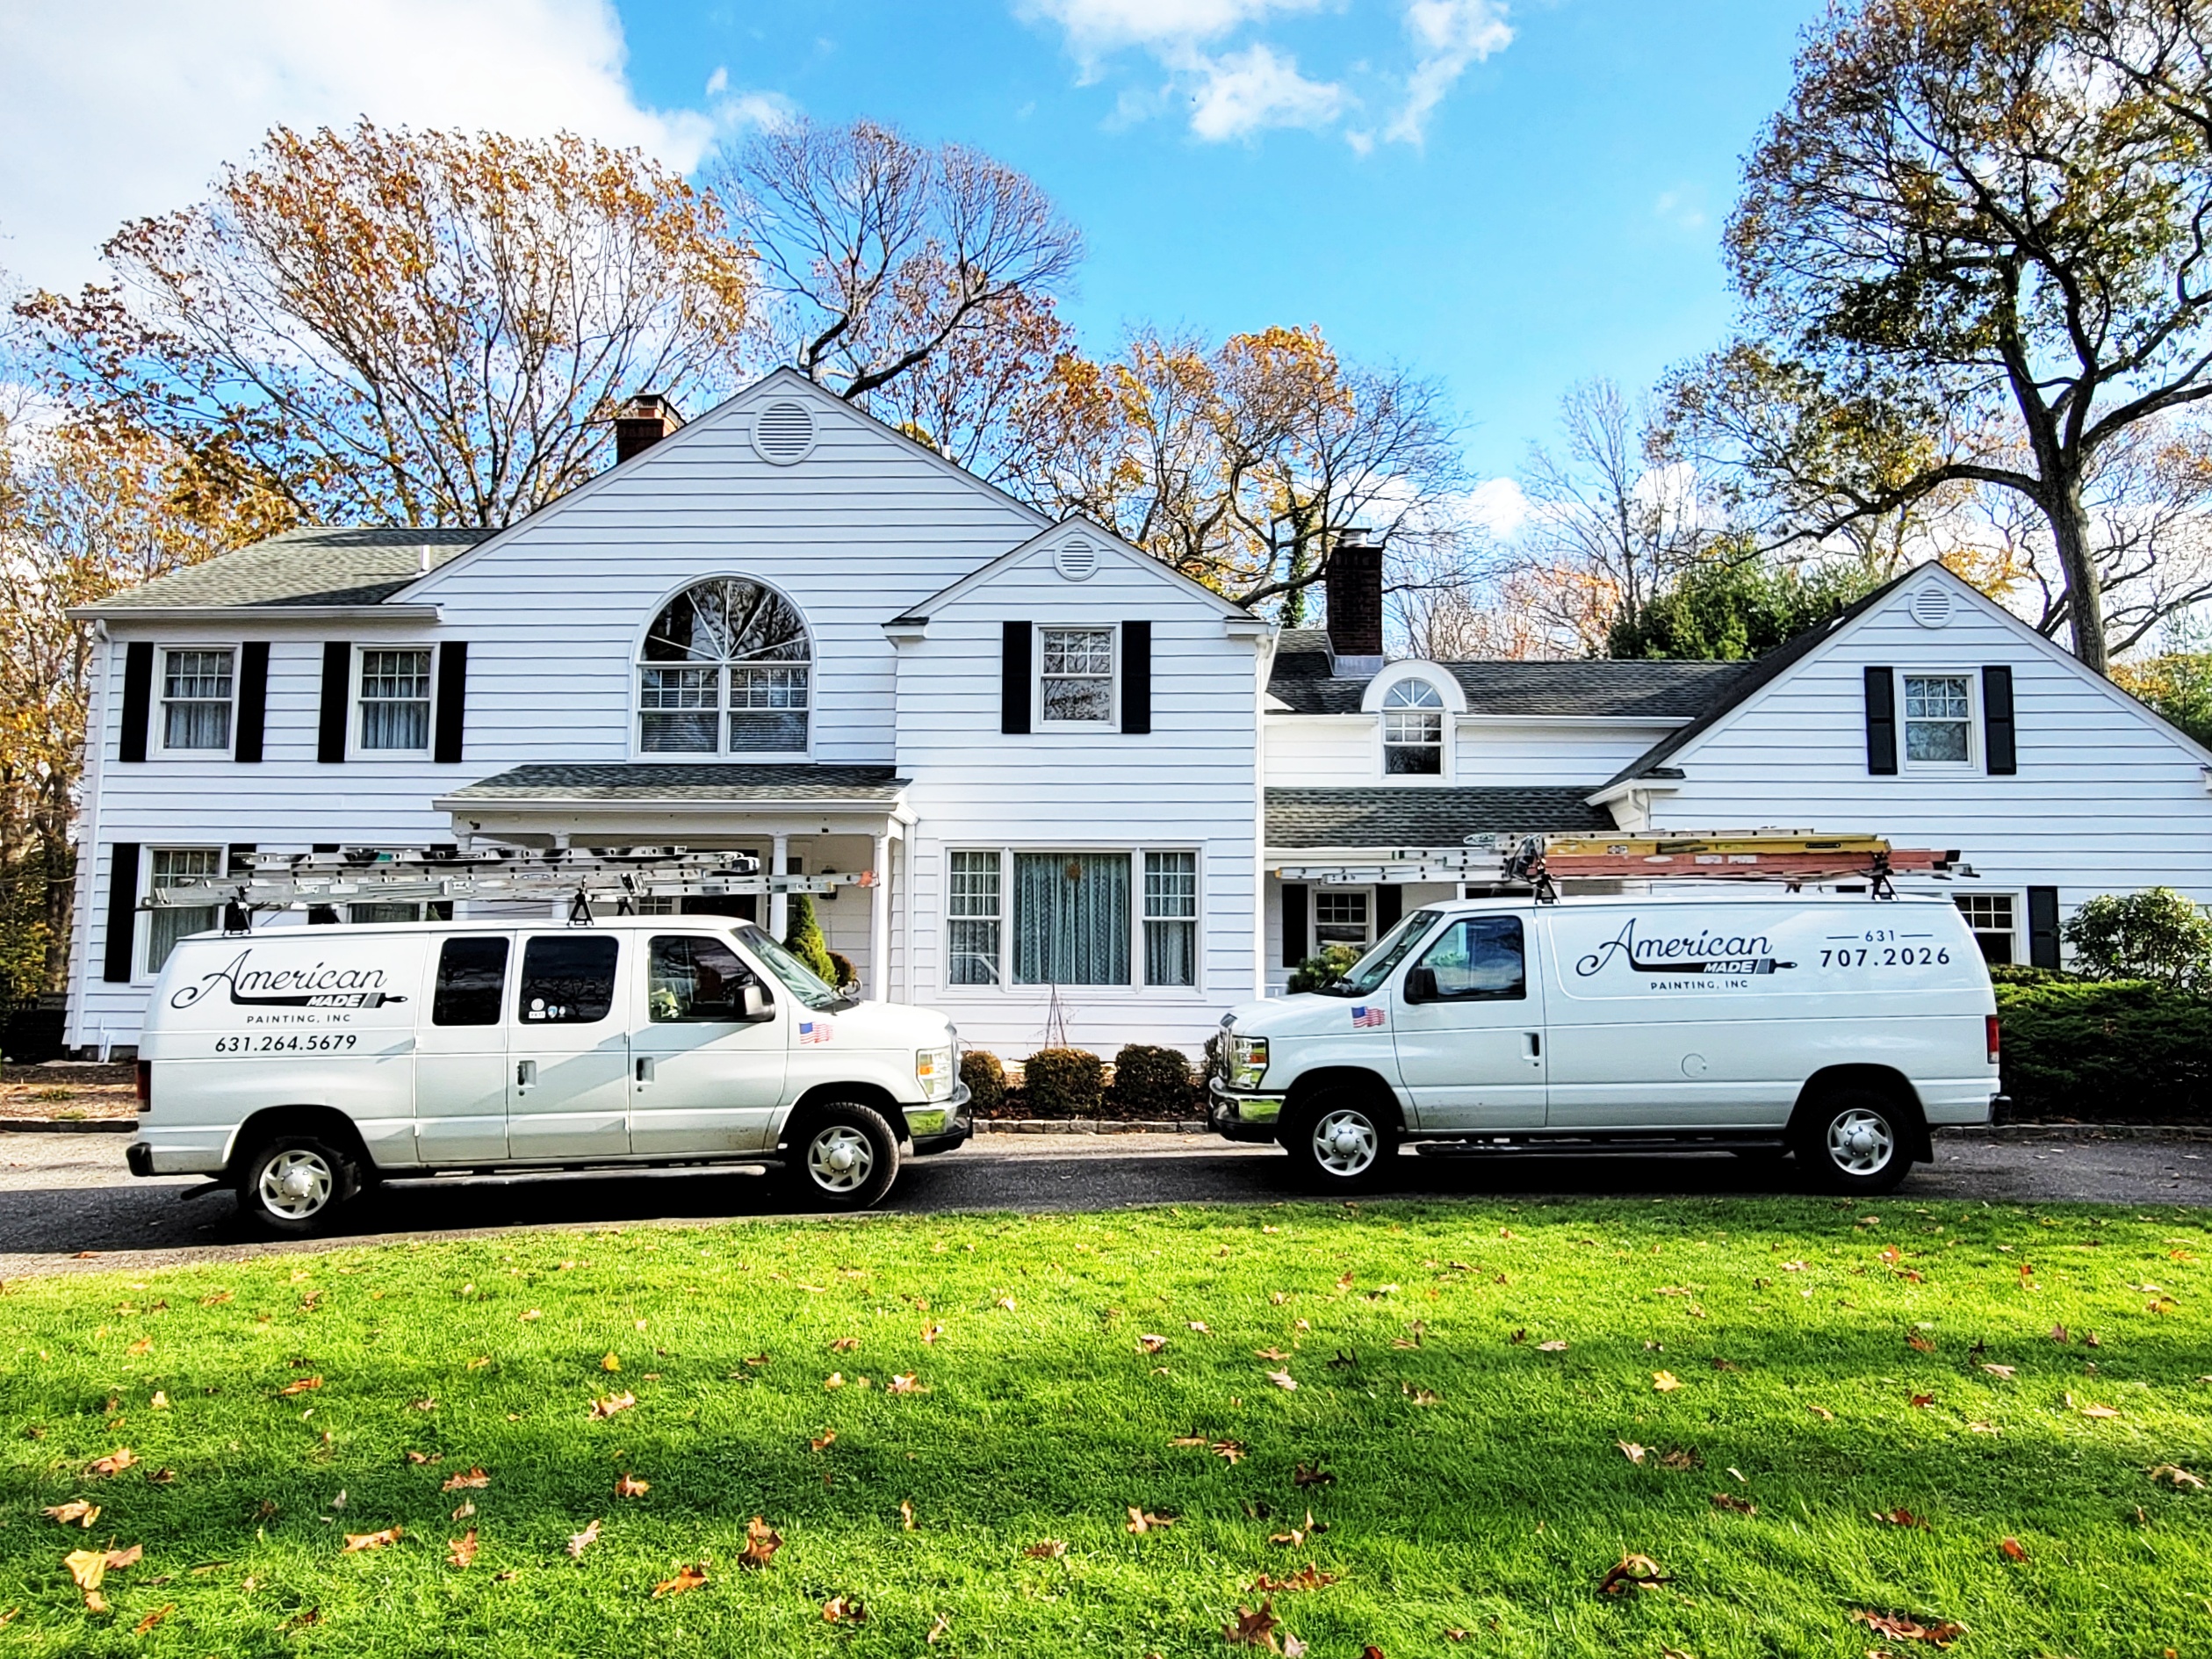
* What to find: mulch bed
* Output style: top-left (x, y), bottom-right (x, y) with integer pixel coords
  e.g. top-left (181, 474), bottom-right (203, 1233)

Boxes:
top-left (0, 1063), bottom-right (138, 1121)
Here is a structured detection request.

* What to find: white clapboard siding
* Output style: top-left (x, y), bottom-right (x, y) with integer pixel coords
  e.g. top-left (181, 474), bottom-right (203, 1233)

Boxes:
top-left (1265, 713), bottom-right (1682, 786)
top-left (893, 535), bottom-right (1264, 1054)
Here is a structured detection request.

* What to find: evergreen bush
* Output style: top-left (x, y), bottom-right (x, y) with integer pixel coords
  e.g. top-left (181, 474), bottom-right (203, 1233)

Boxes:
top-left (1996, 978), bottom-right (2212, 1122)
top-left (959, 1048), bottom-right (1005, 1114)
top-left (782, 894), bottom-right (839, 986)
top-left (1108, 1043), bottom-right (1199, 1119)
top-left (827, 950), bottom-right (857, 992)
top-left (1023, 1048), bottom-right (1104, 1117)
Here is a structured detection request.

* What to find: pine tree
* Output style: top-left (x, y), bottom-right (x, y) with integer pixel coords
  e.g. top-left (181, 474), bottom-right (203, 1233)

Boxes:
top-left (782, 894), bottom-right (839, 987)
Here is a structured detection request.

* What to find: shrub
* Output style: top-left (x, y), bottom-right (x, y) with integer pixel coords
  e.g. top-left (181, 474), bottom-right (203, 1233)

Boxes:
top-left (1988, 963), bottom-right (2077, 987)
top-left (1288, 943), bottom-right (1365, 993)
top-left (782, 894), bottom-right (838, 987)
top-left (827, 950), bottom-right (857, 992)
top-left (960, 1048), bottom-right (1005, 1114)
top-left (1024, 1048), bottom-right (1103, 1117)
top-left (1996, 978), bottom-right (2212, 1122)
top-left (2063, 887), bottom-right (2212, 991)
top-left (1109, 1043), bottom-right (1198, 1119)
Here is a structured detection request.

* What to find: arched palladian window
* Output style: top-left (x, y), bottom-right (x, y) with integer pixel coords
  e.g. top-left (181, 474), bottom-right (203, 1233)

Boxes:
top-left (1381, 678), bottom-right (1445, 775)
top-left (639, 578), bottom-right (811, 754)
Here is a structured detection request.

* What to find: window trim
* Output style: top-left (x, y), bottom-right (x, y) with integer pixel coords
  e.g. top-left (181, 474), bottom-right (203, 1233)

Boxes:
top-left (1034, 624), bottom-right (1120, 729)
top-left (1954, 891), bottom-right (2019, 966)
top-left (1899, 669), bottom-right (1978, 772)
top-left (935, 843), bottom-right (1205, 998)
top-left (1379, 678), bottom-right (1448, 778)
top-left (1311, 886), bottom-right (1375, 950)
top-left (352, 644), bottom-right (437, 758)
top-left (629, 573), bottom-right (815, 763)
top-left (138, 844), bottom-right (226, 982)
top-left (153, 646), bottom-right (239, 758)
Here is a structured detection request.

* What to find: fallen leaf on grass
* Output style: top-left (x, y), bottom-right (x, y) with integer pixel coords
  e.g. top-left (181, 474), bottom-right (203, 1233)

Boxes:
top-left (824, 1373), bottom-right (846, 1390)
top-left (133, 1604), bottom-right (171, 1634)
top-left (201, 1290), bottom-right (233, 1306)
top-left (615, 1473), bottom-right (650, 1498)
top-left (1711, 1492), bottom-right (1756, 1514)
top-left (42, 1502), bottom-right (98, 1528)
top-left (901, 1498), bottom-right (917, 1531)
top-left (1850, 1609), bottom-right (1967, 1646)
top-left (448, 1530), bottom-right (478, 1569)
top-left (1617, 1441), bottom-right (1647, 1466)
top-left (404, 1451), bottom-right (439, 1467)
top-left (653, 1563), bottom-right (708, 1598)
top-left (1596, 1554), bottom-right (1671, 1596)
top-left (149, 1391), bottom-right (168, 1410)
top-left (1877, 1509), bottom-right (1929, 1529)
top-left (1254, 1346), bottom-right (1291, 1360)
top-left (450, 1501), bottom-right (475, 1522)
top-left (342, 1526), bottom-right (402, 1553)
top-left (2149, 1464), bottom-right (2206, 1489)
top-left (1187, 1320), bottom-right (1208, 1332)
top-left (566, 1520), bottom-right (601, 1559)
top-left (1127, 1507), bottom-right (1174, 1534)
top-left (2078, 1402), bottom-right (2121, 1419)
top-left (741, 1353), bottom-right (768, 1367)
top-left (1284, 1638), bottom-right (1308, 1658)
top-left (739, 1516), bottom-right (782, 1568)
top-left (1265, 1369), bottom-right (1298, 1392)
top-left (1536, 1339), bottom-right (1569, 1353)
top-left (922, 1323), bottom-right (945, 1345)
top-left (927, 1612), bottom-right (952, 1643)
top-left (1402, 1385), bottom-right (1442, 1406)
top-left (811, 1432), bottom-right (837, 1452)
top-left (600, 1352), bottom-right (622, 1373)
top-left (1807, 1403), bottom-right (1834, 1421)
top-left (1025, 1540), bottom-right (1067, 1559)
top-left (1906, 1333), bottom-right (1935, 1354)
top-left (1660, 1447), bottom-right (1701, 1471)
top-left (1909, 1394), bottom-right (1936, 1409)
top-left (1251, 1565), bottom-right (1338, 1591)
top-left (1270, 1511), bottom-right (1329, 1547)
top-left (1293, 1461), bottom-right (1335, 1488)
top-left (1138, 1334), bottom-right (1169, 1353)
top-left (1652, 1371), bottom-right (1682, 1392)
top-left (588, 1392), bottom-right (636, 1419)
top-left (277, 1375), bottom-right (323, 1397)
top-left (467, 1356), bottom-right (492, 1370)
top-left (830, 1337), bottom-right (860, 1353)
top-left (1999, 1536), bottom-right (2027, 1562)
top-left (1223, 1598), bottom-right (1279, 1647)
top-left (1981, 1363), bottom-right (2016, 1379)
top-left (84, 1448), bottom-right (136, 1476)
top-left (1213, 1440), bottom-right (1247, 1463)
top-left (822, 1594), bottom-right (865, 1623)
top-left (441, 1468), bottom-right (489, 1491)
top-left (888, 1373), bottom-right (928, 1394)
top-left (520, 1309), bottom-right (543, 1323)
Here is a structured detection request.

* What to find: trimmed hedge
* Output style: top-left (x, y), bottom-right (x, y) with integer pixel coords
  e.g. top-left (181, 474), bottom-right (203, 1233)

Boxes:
top-left (1996, 978), bottom-right (2212, 1122)
top-left (1108, 1044), bottom-right (1200, 1119)
top-left (1024, 1048), bottom-right (1104, 1117)
top-left (960, 1048), bottom-right (1006, 1114)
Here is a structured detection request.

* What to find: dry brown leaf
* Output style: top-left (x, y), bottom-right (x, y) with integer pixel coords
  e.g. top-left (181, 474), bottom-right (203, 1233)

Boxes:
top-left (201, 1290), bottom-right (234, 1306)
top-left (1127, 1506), bottom-right (1174, 1534)
top-left (133, 1604), bottom-right (171, 1634)
top-left (84, 1448), bottom-right (137, 1477)
top-left (1536, 1339), bottom-right (1569, 1353)
top-left (1652, 1371), bottom-right (1682, 1392)
top-left (2150, 1464), bottom-right (2207, 1489)
top-left (1980, 1363), bottom-right (2016, 1379)
top-left (1909, 1393), bottom-right (1936, 1409)
top-left (587, 1392), bottom-right (636, 1419)
top-left (1807, 1403), bottom-right (1835, 1421)
top-left (823, 1373), bottom-right (846, 1390)
top-left (1223, 1598), bottom-right (1279, 1647)
top-left (901, 1497), bottom-right (917, 1531)
top-left (1849, 1608), bottom-right (1967, 1646)
top-left (1596, 1554), bottom-right (1671, 1596)
top-left (1212, 1440), bottom-right (1247, 1463)
top-left (822, 1593), bottom-right (866, 1623)
top-left (830, 1337), bottom-right (860, 1352)
top-left (600, 1352), bottom-right (621, 1372)
top-left (1187, 1319), bottom-right (1207, 1332)
top-left (810, 1431), bottom-right (837, 1452)
top-left (448, 1529), bottom-right (478, 1569)
top-left (1711, 1492), bottom-right (1756, 1514)
top-left (566, 1519), bottom-right (601, 1558)
top-left (1170, 1434), bottom-right (1209, 1447)
top-left (1024, 1540), bottom-right (1068, 1559)
top-left (1661, 1447), bottom-right (1702, 1471)
top-left (43, 1502), bottom-right (98, 1528)
top-left (520, 1309), bottom-right (543, 1322)
top-left (1254, 1346), bottom-right (1291, 1360)
top-left (653, 1563), bottom-right (709, 1598)
top-left (739, 1516), bottom-right (782, 1569)
top-left (467, 1356), bottom-right (492, 1369)
top-left (1618, 1441), bottom-right (1648, 1465)
top-left (277, 1377), bottom-right (321, 1397)
top-left (149, 1391), bottom-right (168, 1410)
top-left (441, 1468), bottom-right (490, 1491)
top-left (1138, 1334), bottom-right (1168, 1354)
top-left (1293, 1461), bottom-right (1335, 1487)
top-left (889, 1373), bottom-right (928, 1394)
top-left (1906, 1333), bottom-right (1935, 1354)
top-left (2079, 1402), bottom-right (2121, 1419)
top-left (404, 1451), bottom-right (438, 1466)
top-left (450, 1500), bottom-right (475, 1521)
top-left (1266, 1369), bottom-right (1298, 1392)
top-left (342, 1526), bottom-right (402, 1553)
top-left (1999, 1536), bottom-right (2027, 1562)
top-left (927, 1612), bottom-right (952, 1644)
top-left (612, 1472), bottom-right (649, 1498)
top-left (1877, 1508), bottom-right (1929, 1529)
top-left (1251, 1565), bottom-right (1338, 1592)
top-left (922, 1323), bottom-right (945, 1345)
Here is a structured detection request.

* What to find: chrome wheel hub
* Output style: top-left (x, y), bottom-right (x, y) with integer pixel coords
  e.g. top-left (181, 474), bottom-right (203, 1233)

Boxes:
top-left (1826, 1108), bottom-right (1895, 1176)
top-left (257, 1149), bottom-right (335, 1220)
top-left (806, 1126), bottom-right (875, 1194)
top-left (1312, 1107), bottom-right (1380, 1178)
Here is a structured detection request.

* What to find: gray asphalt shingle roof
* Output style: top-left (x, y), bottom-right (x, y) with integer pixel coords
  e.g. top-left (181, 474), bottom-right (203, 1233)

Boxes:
top-left (1265, 785), bottom-right (1617, 848)
top-left (80, 527), bottom-right (492, 612)
top-left (444, 764), bottom-right (907, 803)
top-left (1267, 638), bottom-right (1752, 718)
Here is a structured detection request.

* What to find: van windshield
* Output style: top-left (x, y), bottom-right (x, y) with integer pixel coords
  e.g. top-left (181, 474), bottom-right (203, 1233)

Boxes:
top-left (734, 924), bottom-right (842, 1011)
top-left (1315, 909), bottom-right (1441, 998)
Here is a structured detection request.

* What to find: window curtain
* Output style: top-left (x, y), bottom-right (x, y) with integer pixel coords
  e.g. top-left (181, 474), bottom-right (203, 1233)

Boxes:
top-left (1014, 854), bottom-right (1130, 985)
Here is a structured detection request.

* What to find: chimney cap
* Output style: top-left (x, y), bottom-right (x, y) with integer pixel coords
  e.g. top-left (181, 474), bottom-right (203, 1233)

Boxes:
top-left (619, 392), bottom-right (681, 422)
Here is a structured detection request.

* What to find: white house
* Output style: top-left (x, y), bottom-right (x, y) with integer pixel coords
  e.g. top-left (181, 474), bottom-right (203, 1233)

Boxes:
top-left (63, 370), bottom-right (2212, 1057)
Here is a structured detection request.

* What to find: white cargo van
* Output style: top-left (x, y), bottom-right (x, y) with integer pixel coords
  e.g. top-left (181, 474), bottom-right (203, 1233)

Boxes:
top-left (127, 916), bottom-right (970, 1233)
top-left (1210, 892), bottom-right (1999, 1194)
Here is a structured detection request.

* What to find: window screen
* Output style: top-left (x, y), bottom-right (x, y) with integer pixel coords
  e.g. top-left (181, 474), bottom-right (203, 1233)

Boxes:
top-left (647, 934), bottom-right (763, 1021)
top-left (517, 934), bottom-right (618, 1024)
top-left (1416, 916), bottom-right (1526, 1000)
top-left (433, 936), bottom-right (509, 1026)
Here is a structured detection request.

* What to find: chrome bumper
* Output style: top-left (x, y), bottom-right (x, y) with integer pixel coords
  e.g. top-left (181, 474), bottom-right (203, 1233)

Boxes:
top-left (1207, 1076), bottom-right (1285, 1142)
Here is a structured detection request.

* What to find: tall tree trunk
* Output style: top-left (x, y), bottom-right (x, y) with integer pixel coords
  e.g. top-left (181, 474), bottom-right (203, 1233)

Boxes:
top-left (2046, 478), bottom-right (2108, 674)
top-left (37, 780), bottom-right (74, 995)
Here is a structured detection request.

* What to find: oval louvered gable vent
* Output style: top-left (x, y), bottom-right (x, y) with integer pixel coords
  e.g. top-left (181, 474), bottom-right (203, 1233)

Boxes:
top-left (1909, 585), bottom-right (1954, 629)
top-left (1054, 537), bottom-right (1099, 581)
top-left (753, 400), bottom-right (817, 465)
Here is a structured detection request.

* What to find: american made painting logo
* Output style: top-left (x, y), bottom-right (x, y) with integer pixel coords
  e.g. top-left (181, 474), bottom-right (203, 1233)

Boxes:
top-left (1573, 919), bottom-right (1797, 980)
top-left (169, 949), bottom-right (409, 1011)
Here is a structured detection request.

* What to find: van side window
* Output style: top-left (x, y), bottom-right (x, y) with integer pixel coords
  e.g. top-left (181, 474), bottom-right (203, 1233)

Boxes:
top-left (647, 934), bottom-right (766, 1022)
top-left (1416, 916), bottom-right (1525, 1000)
top-left (432, 936), bottom-right (509, 1026)
top-left (517, 935), bottom-right (619, 1024)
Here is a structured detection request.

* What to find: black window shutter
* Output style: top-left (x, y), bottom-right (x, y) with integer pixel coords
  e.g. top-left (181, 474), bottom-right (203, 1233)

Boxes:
top-left (1863, 666), bottom-right (1898, 775)
top-left (103, 843), bottom-right (141, 982)
top-left (434, 640), bottom-right (469, 763)
top-left (1121, 621), bottom-right (1152, 735)
top-left (1982, 666), bottom-right (2016, 775)
top-left (2027, 886), bottom-right (2061, 970)
top-left (317, 642), bottom-right (351, 763)
top-left (1001, 621), bottom-right (1032, 735)
top-left (1281, 883), bottom-right (1309, 967)
top-left (234, 641), bottom-right (270, 762)
top-left (1373, 884), bottom-right (1402, 932)
top-left (119, 642), bottom-right (154, 762)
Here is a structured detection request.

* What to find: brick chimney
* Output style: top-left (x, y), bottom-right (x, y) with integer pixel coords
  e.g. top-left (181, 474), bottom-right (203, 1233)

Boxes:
top-left (615, 393), bottom-right (682, 463)
top-left (1324, 530), bottom-right (1385, 676)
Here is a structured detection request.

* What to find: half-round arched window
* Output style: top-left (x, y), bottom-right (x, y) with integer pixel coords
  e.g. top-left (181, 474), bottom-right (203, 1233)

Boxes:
top-left (1381, 678), bottom-right (1445, 775)
top-left (638, 577), bottom-right (811, 754)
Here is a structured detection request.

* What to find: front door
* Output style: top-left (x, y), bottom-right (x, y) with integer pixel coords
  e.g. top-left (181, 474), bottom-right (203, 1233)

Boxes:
top-left (1392, 913), bottom-right (1547, 1131)
top-left (508, 933), bottom-right (630, 1158)
top-left (414, 934), bottom-right (513, 1163)
top-left (630, 932), bottom-right (788, 1155)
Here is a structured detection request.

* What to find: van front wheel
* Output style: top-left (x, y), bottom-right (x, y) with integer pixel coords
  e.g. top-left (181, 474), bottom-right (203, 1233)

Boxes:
top-left (238, 1133), bottom-right (359, 1237)
top-left (782, 1101), bottom-right (900, 1210)
top-left (1794, 1089), bottom-right (1913, 1196)
top-left (1284, 1093), bottom-right (1397, 1192)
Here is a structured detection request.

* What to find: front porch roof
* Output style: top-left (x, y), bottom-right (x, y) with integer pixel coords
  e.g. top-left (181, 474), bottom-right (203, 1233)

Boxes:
top-left (435, 763), bottom-right (911, 847)
top-left (1265, 785), bottom-right (1615, 853)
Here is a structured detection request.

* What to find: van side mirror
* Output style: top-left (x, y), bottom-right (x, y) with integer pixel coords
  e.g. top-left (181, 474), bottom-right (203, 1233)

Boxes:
top-left (1403, 965), bottom-right (1438, 1005)
top-left (741, 982), bottom-right (771, 1021)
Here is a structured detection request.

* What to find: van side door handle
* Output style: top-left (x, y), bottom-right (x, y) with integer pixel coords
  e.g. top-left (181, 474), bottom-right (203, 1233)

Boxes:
top-left (635, 1056), bottom-right (654, 1086)
top-left (515, 1058), bottom-right (537, 1091)
top-left (1524, 1031), bottom-right (1542, 1063)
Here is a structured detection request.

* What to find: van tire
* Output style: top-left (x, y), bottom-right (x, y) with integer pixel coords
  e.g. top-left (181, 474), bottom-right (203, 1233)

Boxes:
top-left (1283, 1092), bottom-right (1398, 1192)
top-left (782, 1100), bottom-right (900, 1210)
top-left (237, 1132), bottom-right (359, 1237)
top-left (1792, 1087), bottom-right (1913, 1195)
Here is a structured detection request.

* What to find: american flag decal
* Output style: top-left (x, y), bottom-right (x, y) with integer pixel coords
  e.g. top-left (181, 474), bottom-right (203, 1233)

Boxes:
top-left (799, 1020), bottom-right (833, 1045)
top-left (1351, 1006), bottom-right (1386, 1029)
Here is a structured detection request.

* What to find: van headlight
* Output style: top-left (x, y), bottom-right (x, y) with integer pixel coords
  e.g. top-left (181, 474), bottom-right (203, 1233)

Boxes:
top-left (1230, 1035), bottom-right (1269, 1091)
top-left (915, 1044), bottom-right (954, 1101)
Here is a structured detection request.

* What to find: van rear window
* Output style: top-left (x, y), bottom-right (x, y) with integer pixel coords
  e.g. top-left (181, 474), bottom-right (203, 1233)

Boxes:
top-left (518, 935), bottom-right (618, 1024)
top-left (433, 936), bottom-right (509, 1027)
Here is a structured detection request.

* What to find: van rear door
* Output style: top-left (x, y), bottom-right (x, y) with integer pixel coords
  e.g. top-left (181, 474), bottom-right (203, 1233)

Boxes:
top-left (1391, 912), bottom-right (1547, 1131)
top-left (508, 933), bottom-right (630, 1158)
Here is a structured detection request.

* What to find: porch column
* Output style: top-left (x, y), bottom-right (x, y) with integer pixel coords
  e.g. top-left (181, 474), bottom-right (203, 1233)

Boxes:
top-left (768, 833), bottom-right (789, 941)
top-left (869, 831), bottom-right (890, 999)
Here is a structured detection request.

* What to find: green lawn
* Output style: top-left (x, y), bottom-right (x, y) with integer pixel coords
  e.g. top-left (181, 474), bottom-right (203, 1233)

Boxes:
top-left (1, 1196), bottom-right (2207, 1657)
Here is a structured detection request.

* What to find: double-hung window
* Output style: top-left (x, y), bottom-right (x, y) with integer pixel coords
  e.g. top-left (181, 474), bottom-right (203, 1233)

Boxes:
top-left (947, 851), bottom-right (1004, 985)
top-left (1955, 893), bottom-right (2016, 965)
top-left (161, 649), bottom-right (234, 752)
top-left (1143, 852), bottom-right (1197, 987)
top-left (1381, 679), bottom-right (1445, 775)
top-left (145, 848), bottom-right (222, 974)
top-left (1014, 853), bottom-right (1129, 984)
top-left (1040, 628), bottom-right (1114, 723)
top-left (359, 648), bottom-right (434, 751)
top-left (1903, 674), bottom-right (1972, 764)
top-left (1313, 890), bottom-right (1371, 947)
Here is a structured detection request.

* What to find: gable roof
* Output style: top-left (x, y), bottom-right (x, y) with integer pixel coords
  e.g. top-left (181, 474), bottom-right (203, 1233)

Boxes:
top-left (1266, 785), bottom-right (1616, 848)
top-left (895, 515), bottom-right (1256, 623)
top-left (1267, 633), bottom-right (1753, 718)
top-left (72, 527), bottom-right (490, 616)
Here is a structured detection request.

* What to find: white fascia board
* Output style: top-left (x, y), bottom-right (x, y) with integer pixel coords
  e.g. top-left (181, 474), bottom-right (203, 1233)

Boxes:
top-left (1583, 778), bottom-right (1681, 809)
top-left (1452, 713), bottom-right (1687, 730)
top-left (66, 604), bottom-right (443, 624)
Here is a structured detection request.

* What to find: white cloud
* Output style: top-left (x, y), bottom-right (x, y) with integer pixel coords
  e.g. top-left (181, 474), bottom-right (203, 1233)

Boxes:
top-left (1464, 476), bottom-right (1531, 537)
top-left (0, 0), bottom-right (735, 293)
top-left (1653, 187), bottom-right (1708, 231)
top-left (1185, 44), bottom-right (1347, 141)
top-left (1385, 0), bottom-right (1512, 145)
top-left (1019, 0), bottom-right (1327, 55)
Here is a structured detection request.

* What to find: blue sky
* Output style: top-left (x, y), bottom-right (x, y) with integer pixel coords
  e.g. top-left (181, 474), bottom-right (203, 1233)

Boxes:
top-left (616, 0), bottom-right (1822, 481)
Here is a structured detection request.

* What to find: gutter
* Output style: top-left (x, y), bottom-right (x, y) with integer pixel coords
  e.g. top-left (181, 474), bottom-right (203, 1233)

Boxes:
top-left (65, 604), bottom-right (443, 623)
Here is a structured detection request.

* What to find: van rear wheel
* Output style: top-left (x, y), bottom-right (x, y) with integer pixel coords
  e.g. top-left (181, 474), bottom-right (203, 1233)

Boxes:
top-left (1793, 1088), bottom-right (1913, 1196)
top-left (1283, 1093), bottom-right (1397, 1192)
top-left (238, 1132), bottom-right (359, 1238)
top-left (782, 1101), bottom-right (900, 1210)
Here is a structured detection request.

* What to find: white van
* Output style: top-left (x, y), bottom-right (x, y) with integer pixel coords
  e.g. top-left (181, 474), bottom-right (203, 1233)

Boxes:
top-left (126, 916), bottom-right (969, 1233)
top-left (1210, 892), bottom-right (1999, 1194)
